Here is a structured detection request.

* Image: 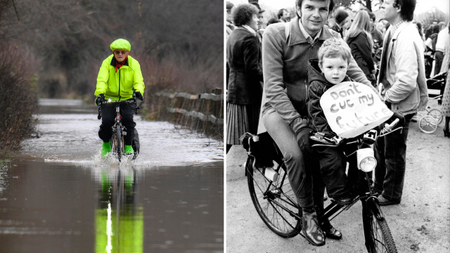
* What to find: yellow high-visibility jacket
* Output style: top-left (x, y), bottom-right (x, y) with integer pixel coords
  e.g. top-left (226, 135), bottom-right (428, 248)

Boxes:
top-left (95, 55), bottom-right (145, 101)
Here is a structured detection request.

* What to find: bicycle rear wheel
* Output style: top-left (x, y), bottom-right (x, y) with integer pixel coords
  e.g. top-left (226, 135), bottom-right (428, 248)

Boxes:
top-left (246, 156), bottom-right (301, 238)
top-left (427, 108), bottom-right (443, 125)
top-left (363, 205), bottom-right (397, 253)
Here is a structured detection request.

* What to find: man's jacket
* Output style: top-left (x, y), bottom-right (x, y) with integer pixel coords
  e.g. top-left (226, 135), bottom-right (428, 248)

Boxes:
top-left (95, 55), bottom-right (145, 101)
top-left (378, 22), bottom-right (428, 115)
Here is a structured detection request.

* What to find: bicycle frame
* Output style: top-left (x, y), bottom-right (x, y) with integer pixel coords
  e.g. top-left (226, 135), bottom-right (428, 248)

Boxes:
top-left (111, 103), bottom-right (126, 161)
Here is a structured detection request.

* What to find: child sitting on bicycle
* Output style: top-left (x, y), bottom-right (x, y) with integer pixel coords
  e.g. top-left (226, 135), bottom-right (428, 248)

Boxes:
top-left (307, 37), bottom-right (353, 205)
top-left (95, 38), bottom-right (145, 157)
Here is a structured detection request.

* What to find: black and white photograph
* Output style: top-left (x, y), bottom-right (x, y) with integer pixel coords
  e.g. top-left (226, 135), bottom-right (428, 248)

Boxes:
top-left (225, 0), bottom-right (450, 252)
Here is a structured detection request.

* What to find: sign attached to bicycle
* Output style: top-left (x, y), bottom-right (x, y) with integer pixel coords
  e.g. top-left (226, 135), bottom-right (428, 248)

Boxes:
top-left (320, 81), bottom-right (393, 138)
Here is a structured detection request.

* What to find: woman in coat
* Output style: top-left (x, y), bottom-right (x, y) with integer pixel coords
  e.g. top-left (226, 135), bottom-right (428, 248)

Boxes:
top-left (345, 10), bottom-right (376, 86)
top-left (226, 3), bottom-right (263, 152)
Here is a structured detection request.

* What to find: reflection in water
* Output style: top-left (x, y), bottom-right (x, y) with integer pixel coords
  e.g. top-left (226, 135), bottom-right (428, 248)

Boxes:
top-left (0, 160), bottom-right (223, 252)
top-left (96, 168), bottom-right (143, 253)
top-left (0, 99), bottom-right (223, 252)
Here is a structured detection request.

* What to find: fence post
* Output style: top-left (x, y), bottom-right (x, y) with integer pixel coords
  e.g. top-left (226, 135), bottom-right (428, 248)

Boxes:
top-left (151, 89), bottom-right (223, 139)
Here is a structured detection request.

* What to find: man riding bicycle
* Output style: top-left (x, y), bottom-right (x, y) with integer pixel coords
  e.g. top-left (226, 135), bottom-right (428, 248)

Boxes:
top-left (94, 38), bottom-right (145, 157)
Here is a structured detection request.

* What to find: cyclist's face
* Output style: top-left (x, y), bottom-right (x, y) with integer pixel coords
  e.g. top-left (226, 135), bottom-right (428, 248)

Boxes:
top-left (113, 50), bottom-right (130, 62)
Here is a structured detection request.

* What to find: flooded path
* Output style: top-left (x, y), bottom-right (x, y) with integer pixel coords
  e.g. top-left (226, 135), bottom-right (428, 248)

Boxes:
top-left (0, 99), bottom-right (224, 252)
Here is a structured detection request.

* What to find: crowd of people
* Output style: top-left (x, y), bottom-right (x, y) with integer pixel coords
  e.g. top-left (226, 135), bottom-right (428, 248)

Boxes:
top-left (226, 0), bottom-right (449, 247)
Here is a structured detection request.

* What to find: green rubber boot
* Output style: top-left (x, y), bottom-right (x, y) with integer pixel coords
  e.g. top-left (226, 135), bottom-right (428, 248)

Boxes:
top-left (101, 141), bottom-right (111, 157)
top-left (125, 145), bottom-right (134, 155)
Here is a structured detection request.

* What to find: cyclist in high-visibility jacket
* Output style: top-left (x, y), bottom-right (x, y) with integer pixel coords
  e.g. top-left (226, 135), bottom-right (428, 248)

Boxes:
top-left (95, 38), bottom-right (145, 157)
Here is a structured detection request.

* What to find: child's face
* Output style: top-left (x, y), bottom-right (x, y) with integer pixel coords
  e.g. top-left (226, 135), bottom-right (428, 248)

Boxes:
top-left (320, 56), bottom-right (348, 85)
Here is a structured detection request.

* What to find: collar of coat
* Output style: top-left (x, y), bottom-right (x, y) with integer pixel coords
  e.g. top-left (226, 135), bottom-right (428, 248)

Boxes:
top-left (110, 56), bottom-right (130, 68)
top-left (387, 21), bottom-right (409, 42)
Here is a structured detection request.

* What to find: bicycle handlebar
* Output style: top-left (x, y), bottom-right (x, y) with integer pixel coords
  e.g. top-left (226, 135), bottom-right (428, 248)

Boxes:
top-left (311, 117), bottom-right (403, 148)
top-left (97, 98), bottom-right (141, 120)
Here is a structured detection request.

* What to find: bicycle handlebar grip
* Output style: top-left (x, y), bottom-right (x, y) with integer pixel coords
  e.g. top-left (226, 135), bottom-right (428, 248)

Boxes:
top-left (386, 118), bottom-right (400, 130)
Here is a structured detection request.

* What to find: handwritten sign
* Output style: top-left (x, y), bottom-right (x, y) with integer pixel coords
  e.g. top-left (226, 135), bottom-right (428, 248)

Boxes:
top-left (320, 81), bottom-right (393, 138)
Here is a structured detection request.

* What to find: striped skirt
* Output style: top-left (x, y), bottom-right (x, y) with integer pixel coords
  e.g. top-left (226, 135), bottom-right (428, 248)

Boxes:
top-left (226, 103), bottom-right (260, 145)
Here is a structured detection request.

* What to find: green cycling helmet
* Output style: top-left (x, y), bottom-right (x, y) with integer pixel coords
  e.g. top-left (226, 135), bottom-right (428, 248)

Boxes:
top-left (110, 38), bottom-right (131, 52)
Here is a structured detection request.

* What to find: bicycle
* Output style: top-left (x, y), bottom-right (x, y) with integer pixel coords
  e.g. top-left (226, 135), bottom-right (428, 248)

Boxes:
top-left (97, 94), bottom-right (141, 162)
top-left (416, 95), bottom-right (443, 134)
top-left (241, 117), bottom-right (402, 253)
top-left (417, 72), bottom-right (448, 133)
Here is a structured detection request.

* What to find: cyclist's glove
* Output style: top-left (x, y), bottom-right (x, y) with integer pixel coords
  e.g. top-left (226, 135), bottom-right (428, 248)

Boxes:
top-left (96, 94), bottom-right (105, 106)
top-left (135, 92), bottom-right (144, 101)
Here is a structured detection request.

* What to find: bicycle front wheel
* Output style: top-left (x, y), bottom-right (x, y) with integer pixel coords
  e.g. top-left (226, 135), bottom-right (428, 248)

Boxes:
top-left (246, 156), bottom-right (301, 238)
top-left (363, 205), bottom-right (397, 253)
top-left (116, 125), bottom-right (122, 162)
top-left (419, 115), bottom-right (438, 133)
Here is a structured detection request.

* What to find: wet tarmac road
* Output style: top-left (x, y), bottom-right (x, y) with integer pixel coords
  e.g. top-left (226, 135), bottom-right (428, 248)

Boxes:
top-left (0, 99), bottom-right (224, 253)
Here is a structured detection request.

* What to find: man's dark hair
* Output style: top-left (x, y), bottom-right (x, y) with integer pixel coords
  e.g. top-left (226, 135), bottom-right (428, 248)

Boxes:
top-left (232, 4), bottom-right (259, 27)
top-left (296, 0), bottom-right (335, 16)
top-left (277, 8), bottom-right (287, 19)
top-left (394, 0), bottom-right (416, 22)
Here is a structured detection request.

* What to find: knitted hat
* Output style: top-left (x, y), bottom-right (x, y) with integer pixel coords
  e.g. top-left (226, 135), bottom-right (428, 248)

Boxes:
top-left (334, 9), bottom-right (349, 26)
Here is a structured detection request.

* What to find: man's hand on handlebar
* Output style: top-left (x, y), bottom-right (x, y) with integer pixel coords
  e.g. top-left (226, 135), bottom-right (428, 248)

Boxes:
top-left (310, 131), bottom-right (342, 146)
top-left (96, 94), bottom-right (105, 106)
top-left (135, 91), bottom-right (143, 101)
